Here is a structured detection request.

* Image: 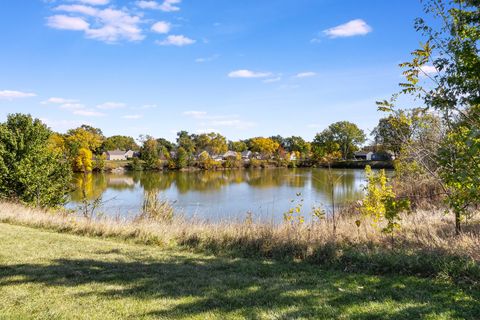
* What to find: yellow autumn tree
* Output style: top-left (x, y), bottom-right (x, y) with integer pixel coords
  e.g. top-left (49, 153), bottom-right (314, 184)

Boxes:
top-left (74, 148), bottom-right (93, 173)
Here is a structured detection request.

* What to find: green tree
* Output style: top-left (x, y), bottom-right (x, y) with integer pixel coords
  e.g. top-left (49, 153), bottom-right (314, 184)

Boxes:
top-left (102, 135), bottom-right (139, 151)
top-left (140, 136), bottom-right (159, 170)
top-left (284, 136), bottom-right (311, 158)
top-left (176, 147), bottom-right (188, 169)
top-left (230, 140), bottom-right (248, 152)
top-left (0, 114), bottom-right (72, 207)
top-left (378, 0), bottom-right (479, 234)
top-left (176, 131), bottom-right (196, 156)
top-left (372, 113), bottom-right (412, 157)
top-left (313, 121), bottom-right (365, 160)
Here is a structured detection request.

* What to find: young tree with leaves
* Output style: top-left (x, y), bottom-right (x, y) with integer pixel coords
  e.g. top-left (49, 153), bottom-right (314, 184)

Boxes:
top-left (0, 114), bottom-right (72, 207)
top-left (378, 0), bottom-right (479, 234)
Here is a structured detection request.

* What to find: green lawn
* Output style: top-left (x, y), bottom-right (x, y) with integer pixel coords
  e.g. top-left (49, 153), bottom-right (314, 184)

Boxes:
top-left (0, 223), bottom-right (478, 320)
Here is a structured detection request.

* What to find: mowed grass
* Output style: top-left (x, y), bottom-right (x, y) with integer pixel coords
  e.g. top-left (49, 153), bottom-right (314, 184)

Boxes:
top-left (0, 223), bottom-right (479, 320)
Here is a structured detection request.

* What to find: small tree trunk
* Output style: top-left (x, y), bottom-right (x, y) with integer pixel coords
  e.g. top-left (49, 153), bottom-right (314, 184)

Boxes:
top-left (455, 212), bottom-right (462, 235)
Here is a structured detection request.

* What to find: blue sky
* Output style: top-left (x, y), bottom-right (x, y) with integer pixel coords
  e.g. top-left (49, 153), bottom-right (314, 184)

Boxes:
top-left (0, 0), bottom-right (428, 142)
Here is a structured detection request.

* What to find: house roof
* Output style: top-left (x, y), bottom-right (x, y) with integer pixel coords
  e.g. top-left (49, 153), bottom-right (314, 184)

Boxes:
top-left (354, 151), bottom-right (373, 156)
top-left (107, 150), bottom-right (127, 156)
top-left (241, 150), bottom-right (252, 156)
top-left (223, 151), bottom-right (237, 157)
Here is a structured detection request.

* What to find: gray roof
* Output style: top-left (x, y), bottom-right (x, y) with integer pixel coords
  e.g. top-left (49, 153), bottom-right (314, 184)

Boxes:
top-left (107, 150), bottom-right (127, 156)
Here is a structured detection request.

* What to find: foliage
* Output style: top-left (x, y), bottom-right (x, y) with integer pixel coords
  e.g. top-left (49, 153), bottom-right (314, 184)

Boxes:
top-left (313, 121), bottom-right (365, 160)
top-left (360, 166), bottom-right (410, 234)
top-left (66, 126), bottom-right (104, 156)
top-left (94, 153), bottom-right (106, 172)
top-left (284, 136), bottom-right (311, 158)
top-left (438, 109), bottom-right (480, 226)
top-left (129, 157), bottom-right (143, 171)
top-left (175, 147), bottom-right (188, 169)
top-left (140, 136), bottom-right (159, 170)
top-left (283, 193), bottom-right (305, 225)
top-left (372, 112), bottom-right (411, 157)
top-left (176, 131), bottom-right (196, 156)
top-left (0, 114), bottom-right (72, 207)
top-left (378, 0), bottom-right (480, 234)
top-left (73, 148), bottom-right (93, 173)
top-left (230, 140), bottom-right (248, 152)
top-left (102, 135), bottom-right (139, 152)
top-left (249, 137), bottom-right (279, 158)
top-left (193, 132), bottom-right (228, 155)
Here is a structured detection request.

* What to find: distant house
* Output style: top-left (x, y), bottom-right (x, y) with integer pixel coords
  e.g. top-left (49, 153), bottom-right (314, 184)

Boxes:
top-left (241, 150), bottom-right (252, 160)
top-left (354, 151), bottom-right (395, 161)
top-left (289, 152), bottom-right (298, 161)
top-left (354, 151), bottom-right (374, 161)
top-left (106, 150), bottom-right (137, 161)
top-left (223, 151), bottom-right (238, 160)
top-left (124, 150), bottom-right (137, 159)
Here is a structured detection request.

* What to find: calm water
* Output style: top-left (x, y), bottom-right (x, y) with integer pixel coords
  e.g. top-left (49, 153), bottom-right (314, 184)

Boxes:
top-left (69, 168), bottom-right (369, 222)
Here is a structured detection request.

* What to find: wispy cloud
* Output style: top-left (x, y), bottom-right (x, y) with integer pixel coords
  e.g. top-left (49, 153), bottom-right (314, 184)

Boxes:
top-left (48, 5), bottom-right (144, 43)
top-left (41, 97), bottom-right (78, 104)
top-left (156, 35), bottom-right (195, 46)
top-left (195, 54), bottom-right (220, 63)
top-left (136, 0), bottom-right (181, 12)
top-left (323, 19), bottom-right (372, 38)
top-left (228, 69), bottom-right (272, 79)
top-left (122, 114), bottom-right (143, 119)
top-left (183, 111), bottom-right (255, 130)
top-left (183, 110), bottom-right (207, 118)
top-left (97, 101), bottom-right (126, 109)
top-left (76, 0), bottom-right (110, 5)
top-left (0, 90), bottom-right (36, 100)
top-left (263, 77), bottom-right (282, 83)
top-left (295, 72), bottom-right (317, 78)
top-left (73, 109), bottom-right (105, 117)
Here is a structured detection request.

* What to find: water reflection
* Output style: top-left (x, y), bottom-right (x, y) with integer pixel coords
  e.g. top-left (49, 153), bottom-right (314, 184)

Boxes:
top-left (69, 168), bottom-right (370, 221)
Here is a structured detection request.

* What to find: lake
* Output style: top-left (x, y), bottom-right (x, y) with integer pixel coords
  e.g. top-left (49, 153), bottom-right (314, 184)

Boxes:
top-left (69, 168), bottom-right (369, 222)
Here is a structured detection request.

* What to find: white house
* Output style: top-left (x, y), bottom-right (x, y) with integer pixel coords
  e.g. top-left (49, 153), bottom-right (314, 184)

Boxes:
top-left (106, 150), bottom-right (137, 161)
top-left (354, 151), bottom-right (374, 161)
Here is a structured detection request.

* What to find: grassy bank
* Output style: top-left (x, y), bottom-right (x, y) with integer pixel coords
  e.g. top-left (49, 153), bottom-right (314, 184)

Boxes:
top-left (1, 223), bottom-right (480, 319)
top-left (0, 202), bottom-right (479, 285)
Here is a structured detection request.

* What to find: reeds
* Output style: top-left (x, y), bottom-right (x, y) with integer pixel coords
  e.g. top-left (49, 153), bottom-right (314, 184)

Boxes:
top-left (0, 201), bottom-right (478, 283)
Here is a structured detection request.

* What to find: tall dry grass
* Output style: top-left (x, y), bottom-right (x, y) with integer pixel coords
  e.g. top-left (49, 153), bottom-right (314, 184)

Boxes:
top-left (0, 201), bottom-right (479, 283)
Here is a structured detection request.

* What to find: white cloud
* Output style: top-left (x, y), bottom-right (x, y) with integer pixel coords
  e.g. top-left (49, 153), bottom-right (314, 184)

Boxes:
top-left (151, 21), bottom-right (171, 34)
top-left (156, 35), bottom-right (195, 46)
top-left (73, 109), bottom-right (105, 117)
top-left (263, 77), bottom-right (282, 83)
top-left (48, 6), bottom-right (144, 43)
top-left (183, 110), bottom-right (207, 118)
top-left (59, 103), bottom-right (86, 110)
top-left (295, 72), bottom-right (317, 78)
top-left (76, 0), bottom-right (110, 5)
top-left (323, 19), bottom-right (372, 38)
top-left (122, 114), bottom-right (143, 119)
top-left (139, 104), bottom-right (158, 109)
top-left (195, 54), bottom-right (220, 63)
top-left (0, 90), bottom-right (36, 100)
top-left (419, 65), bottom-right (438, 75)
top-left (41, 118), bottom-right (86, 131)
top-left (41, 97), bottom-right (77, 104)
top-left (97, 102), bottom-right (126, 109)
top-left (136, 0), bottom-right (181, 12)
top-left (47, 15), bottom-right (90, 31)
top-left (55, 4), bottom-right (98, 16)
top-left (184, 111), bottom-right (255, 130)
top-left (228, 69), bottom-right (272, 79)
